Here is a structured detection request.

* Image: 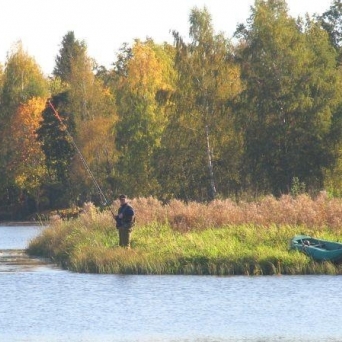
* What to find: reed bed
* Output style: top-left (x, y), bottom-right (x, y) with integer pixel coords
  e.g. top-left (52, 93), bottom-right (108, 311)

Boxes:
top-left (124, 192), bottom-right (342, 232)
top-left (27, 193), bottom-right (342, 275)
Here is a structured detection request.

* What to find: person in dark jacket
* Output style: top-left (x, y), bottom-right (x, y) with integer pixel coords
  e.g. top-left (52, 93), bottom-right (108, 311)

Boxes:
top-left (114, 194), bottom-right (135, 248)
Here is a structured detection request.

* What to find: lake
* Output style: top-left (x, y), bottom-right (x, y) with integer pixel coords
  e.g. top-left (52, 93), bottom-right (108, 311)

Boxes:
top-left (1, 224), bottom-right (342, 341)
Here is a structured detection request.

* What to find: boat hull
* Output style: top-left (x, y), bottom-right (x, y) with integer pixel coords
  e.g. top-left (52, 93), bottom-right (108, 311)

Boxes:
top-left (290, 235), bottom-right (342, 263)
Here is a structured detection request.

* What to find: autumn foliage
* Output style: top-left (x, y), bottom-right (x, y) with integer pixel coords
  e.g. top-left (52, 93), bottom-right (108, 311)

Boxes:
top-left (8, 97), bottom-right (47, 191)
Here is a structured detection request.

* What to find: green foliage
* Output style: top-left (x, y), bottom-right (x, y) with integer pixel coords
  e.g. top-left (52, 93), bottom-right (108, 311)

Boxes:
top-left (162, 7), bottom-right (243, 201)
top-left (320, 0), bottom-right (342, 63)
top-left (236, 0), bottom-right (340, 195)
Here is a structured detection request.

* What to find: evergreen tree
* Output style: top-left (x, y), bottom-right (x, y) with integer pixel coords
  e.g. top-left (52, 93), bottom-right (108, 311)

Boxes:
top-left (36, 92), bottom-right (75, 207)
top-left (52, 31), bottom-right (118, 204)
top-left (53, 31), bottom-right (87, 83)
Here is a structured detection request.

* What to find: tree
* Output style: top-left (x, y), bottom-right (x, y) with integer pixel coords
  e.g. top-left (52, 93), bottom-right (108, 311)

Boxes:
top-left (50, 31), bottom-right (119, 204)
top-left (320, 0), bottom-right (342, 195)
top-left (167, 7), bottom-right (242, 200)
top-left (112, 39), bottom-right (175, 197)
top-left (53, 31), bottom-right (87, 83)
top-left (0, 41), bottom-right (48, 117)
top-left (235, 0), bottom-right (340, 195)
top-left (36, 92), bottom-right (75, 207)
top-left (73, 115), bottom-right (118, 204)
top-left (320, 0), bottom-right (342, 63)
top-left (7, 97), bottom-right (47, 211)
top-left (0, 42), bottom-right (48, 215)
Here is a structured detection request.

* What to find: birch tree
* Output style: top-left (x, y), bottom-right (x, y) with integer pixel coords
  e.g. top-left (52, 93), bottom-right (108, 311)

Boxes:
top-left (170, 7), bottom-right (242, 200)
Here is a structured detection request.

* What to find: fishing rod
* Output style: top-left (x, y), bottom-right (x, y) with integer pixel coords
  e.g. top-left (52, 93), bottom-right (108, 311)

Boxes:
top-left (48, 100), bottom-right (112, 211)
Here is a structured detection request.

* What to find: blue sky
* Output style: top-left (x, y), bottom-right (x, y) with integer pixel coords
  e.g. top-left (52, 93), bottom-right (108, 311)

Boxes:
top-left (0, 0), bottom-right (333, 75)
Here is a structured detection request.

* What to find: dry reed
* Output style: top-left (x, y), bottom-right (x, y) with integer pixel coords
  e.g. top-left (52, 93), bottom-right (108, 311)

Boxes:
top-left (119, 192), bottom-right (342, 233)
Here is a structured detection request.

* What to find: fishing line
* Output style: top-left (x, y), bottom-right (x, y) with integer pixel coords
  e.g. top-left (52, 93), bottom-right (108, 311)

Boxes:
top-left (48, 100), bottom-right (110, 207)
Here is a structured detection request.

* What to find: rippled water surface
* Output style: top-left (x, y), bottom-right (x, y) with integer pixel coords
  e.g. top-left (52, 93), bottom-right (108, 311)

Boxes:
top-left (1, 225), bottom-right (342, 342)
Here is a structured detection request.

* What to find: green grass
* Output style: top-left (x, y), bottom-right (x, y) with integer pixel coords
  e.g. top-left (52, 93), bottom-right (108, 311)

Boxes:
top-left (26, 211), bottom-right (342, 275)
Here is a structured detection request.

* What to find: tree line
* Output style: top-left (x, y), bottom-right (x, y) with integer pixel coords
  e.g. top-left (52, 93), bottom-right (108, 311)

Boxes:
top-left (1, 0), bottom-right (342, 219)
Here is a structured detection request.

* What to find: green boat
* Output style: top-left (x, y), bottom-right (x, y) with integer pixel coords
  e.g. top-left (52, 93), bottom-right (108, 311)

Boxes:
top-left (290, 235), bottom-right (342, 263)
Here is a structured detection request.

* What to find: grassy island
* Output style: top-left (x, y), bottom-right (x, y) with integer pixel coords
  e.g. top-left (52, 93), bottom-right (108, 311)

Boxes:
top-left (27, 193), bottom-right (342, 275)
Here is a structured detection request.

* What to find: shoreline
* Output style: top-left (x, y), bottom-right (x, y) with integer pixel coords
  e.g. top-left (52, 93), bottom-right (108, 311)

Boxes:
top-left (0, 221), bottom-right (44, 227)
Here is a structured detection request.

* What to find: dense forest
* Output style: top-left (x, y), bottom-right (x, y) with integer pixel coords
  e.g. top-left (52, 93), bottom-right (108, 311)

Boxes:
top-left (1, 0), bottom-right (342, 220)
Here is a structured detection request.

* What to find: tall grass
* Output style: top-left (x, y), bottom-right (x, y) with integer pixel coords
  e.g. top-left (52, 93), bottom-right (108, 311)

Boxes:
top-left (27, 193), bottom-right (342, 275)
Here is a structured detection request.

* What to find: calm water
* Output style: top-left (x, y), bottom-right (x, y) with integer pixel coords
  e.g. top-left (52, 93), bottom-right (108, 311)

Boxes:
top-left (1, 225), bottom-right (342, 342)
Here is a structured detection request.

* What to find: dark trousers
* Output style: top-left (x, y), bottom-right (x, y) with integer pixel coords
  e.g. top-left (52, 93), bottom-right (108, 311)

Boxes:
top-left (118, 227), bottom-right (131, 247)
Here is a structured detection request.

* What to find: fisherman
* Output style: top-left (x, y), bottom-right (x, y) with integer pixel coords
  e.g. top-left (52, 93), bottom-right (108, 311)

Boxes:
top-left (114, 194), bottom-right (135, 248)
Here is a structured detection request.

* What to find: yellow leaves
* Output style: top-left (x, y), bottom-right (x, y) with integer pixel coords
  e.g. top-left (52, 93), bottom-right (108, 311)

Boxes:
top-left (3, 41), bottom-right (49, 103)
top-left (13, 97), bottom-right (46, 131)
top-left (9, 96), bottom-right (47, 191)
top-left (128, 42), bottom-right (158, 90)
top-left (126, 41), bottom-right (174, 97)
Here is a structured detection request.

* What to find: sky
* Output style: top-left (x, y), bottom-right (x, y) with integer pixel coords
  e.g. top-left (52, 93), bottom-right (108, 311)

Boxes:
top-left (0, 0), bottom-right (333, 75)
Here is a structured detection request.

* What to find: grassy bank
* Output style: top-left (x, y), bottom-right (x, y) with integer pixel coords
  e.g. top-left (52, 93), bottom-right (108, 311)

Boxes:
top-left (27, 194), bottom-right (342, 275)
